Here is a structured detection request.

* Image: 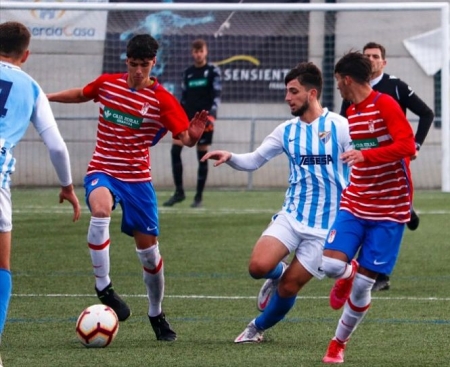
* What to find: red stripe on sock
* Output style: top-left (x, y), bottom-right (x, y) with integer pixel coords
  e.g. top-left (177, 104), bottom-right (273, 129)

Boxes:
top-left (88, 239), bottom-right (110, 250)
top-left (143, 258), bottom-right (163, 274)
top-left (348, 298), bottom-right (371, 313)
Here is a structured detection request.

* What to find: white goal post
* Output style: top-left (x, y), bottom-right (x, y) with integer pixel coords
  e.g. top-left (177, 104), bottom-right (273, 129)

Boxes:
top-left (1, 1), bottom-right (449, 192)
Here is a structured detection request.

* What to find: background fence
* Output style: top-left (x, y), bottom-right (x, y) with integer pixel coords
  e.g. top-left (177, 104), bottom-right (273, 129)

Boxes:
top-left (2, 0), bottom-right (449, 190)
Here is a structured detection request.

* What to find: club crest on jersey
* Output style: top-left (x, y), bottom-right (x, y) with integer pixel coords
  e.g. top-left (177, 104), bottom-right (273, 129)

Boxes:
top-left (327, 229), bottom-right (336, 243)
top-left (141, 102), bottom-right (151, 115)
top-left (368, 120), bottom-right (375, 133)
top-left (319, 131), bottom-right (331, 144)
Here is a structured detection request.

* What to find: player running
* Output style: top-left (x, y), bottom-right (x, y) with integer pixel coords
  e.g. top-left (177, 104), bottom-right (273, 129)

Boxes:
top-left (202, 62), bottom-right (351, 343)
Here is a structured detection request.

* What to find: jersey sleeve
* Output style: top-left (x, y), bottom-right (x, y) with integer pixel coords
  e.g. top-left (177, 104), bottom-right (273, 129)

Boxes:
top-left (156, 86), bottom-right (190, 138)
top-left (227, 123), bottom-right (284, 171)
top-left (82, 74), bottom-right (114, 101)
top-left (362, 94), bottom-right (416, 163)
top-left (397, 80), bottom-right (434, 146)
top-left (30, 84), bottom-right (59, 134)
top-left (254, 124), bottom-right (285, 160)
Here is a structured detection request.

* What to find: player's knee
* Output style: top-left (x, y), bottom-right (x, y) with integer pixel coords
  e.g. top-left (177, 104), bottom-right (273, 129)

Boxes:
top-left (90, 208), bottom-right (111, 218)
top-left (248, 260), bottom-right (269, 279)
top-left (322, 256), bottom-right (347, 279)
top-left (352, 273), bottom-right (375, 301)
top-left (136, 243), bottom-right (161, 270)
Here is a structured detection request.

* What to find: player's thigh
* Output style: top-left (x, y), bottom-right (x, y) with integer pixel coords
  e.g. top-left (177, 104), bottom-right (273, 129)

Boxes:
top-left (120, 181), bottom-right (159, 238)
top-left (324, 210), bottom-right (365, 261)
top-left (0, 188), bottom-right (12, 269)
top-left (358, 221), bottom-right (405, 274)
top-left (84, 173), bottom-right (115, 217)
top-left (250, 235), bottom-right (289, 272)
top-left (0, 188), bottom-right (12, 233)
top-left (295, 226), bottom-right (328, 280)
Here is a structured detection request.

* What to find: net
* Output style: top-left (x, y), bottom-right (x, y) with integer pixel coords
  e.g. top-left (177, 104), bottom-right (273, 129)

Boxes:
top-left (1, 0), bottom-right (448, 191)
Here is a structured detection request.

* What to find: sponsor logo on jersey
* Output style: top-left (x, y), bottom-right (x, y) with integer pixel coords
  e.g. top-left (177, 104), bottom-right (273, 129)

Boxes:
top-left (298, 155), bottom-right (334, 166)
top-left (103, 106), bottom-right (143, 129)
top-left (188, 79), bottom-right (208, 88)
top-left (352, 138), bottom-right (379, 150)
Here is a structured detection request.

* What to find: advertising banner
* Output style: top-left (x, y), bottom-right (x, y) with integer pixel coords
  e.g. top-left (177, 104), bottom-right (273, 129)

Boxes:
top-left (2, 0), bottom-right (109, 41)
top-left (103, 0), bottom-right (310, 102)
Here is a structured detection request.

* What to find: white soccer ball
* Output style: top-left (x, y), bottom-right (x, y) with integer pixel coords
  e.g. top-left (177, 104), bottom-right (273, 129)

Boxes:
top-left (76, 304), bottom-right (119, 348)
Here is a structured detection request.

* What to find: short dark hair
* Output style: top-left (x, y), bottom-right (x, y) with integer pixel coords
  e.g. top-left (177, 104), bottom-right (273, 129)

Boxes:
top-left (0, 21), bottom-right (31, 59)
top-left (126, 34), bottom-right (159, 60)
top-left (192, 39), bottom-right (207, 50)
top-left (334, 51), bottom-right (372, 84)
top-left (284, 62), bottom-right (323, 99)
top-left (363, 41), bottom-right (386, 60)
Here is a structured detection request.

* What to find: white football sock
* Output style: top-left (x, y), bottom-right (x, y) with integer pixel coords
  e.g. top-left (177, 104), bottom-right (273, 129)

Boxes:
top-left (87, 217), bottom-right (111, 291)
top-left (136, 243), bottom-right (164, 317)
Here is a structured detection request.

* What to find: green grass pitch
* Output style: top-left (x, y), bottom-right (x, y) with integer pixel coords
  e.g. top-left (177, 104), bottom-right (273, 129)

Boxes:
top-left (4, 188), bottom-right (450, 366)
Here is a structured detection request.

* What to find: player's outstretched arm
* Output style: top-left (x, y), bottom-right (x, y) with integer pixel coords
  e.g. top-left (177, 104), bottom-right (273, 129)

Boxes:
top-left (47, 88), bottom-right (91, 103)
top-left (201, 150), bottom-right (232, 167)
top-left (59, 184), bottom-right (81, 222)
top-left (177, 110), bottom-right (209, 147)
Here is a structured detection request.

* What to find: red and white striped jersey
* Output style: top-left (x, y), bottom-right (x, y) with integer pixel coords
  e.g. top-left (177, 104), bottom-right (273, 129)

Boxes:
top-left (341, 91), bottom-right (416, 223)
top-left (83, 74), bottom-right (190, 182)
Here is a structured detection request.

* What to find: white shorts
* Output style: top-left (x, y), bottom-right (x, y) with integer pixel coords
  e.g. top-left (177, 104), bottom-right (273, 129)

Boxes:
top-left (0, 187), bottom-right (12, 232)
top-left (262, 211), bottom-right (327, 279)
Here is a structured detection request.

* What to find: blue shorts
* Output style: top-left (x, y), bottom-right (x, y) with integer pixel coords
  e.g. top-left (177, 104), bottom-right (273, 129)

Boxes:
top-left (324, 210), bottom-right (405, 274)
top-left (84, 172), bottom-right (159, 237)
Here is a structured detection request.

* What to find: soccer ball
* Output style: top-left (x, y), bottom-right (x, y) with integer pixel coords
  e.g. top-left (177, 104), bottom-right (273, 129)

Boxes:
top-left (76, 304), bottom-right (119, 348)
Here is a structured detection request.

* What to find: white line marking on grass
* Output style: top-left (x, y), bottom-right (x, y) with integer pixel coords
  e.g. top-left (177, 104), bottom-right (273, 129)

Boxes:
top-left (12, 207), bottom-right (450, 215)
top-left (11, 294), bottom-right (450, 301)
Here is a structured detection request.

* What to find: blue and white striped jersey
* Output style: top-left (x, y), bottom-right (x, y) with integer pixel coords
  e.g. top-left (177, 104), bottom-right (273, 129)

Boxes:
top-left (0, 61), bottom-right (58, 188)
top-left (256, 108), bottom-right (351, 230)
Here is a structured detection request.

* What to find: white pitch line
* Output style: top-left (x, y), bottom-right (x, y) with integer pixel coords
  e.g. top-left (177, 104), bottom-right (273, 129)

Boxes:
top-left (11, 206), bottom-right (450, 215)
top-left (11, 294), bottom-right (450, 301)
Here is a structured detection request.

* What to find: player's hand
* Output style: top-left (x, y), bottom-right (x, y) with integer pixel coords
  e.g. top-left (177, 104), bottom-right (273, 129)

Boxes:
top-left (188, 110), bottom-right (208, 143)
top-left (340, 149), bottom-right (364, 167)
top-left (201, 150), bottom-right (231, 167)
top-left (411, 150), bottom-right (419, 160)
top-left (59, 184), bottom-right (81, 222)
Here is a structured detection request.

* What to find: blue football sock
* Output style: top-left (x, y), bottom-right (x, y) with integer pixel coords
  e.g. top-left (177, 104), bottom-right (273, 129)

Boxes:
top-left (261, 262), bottom-right (284, 280)
top-left (0, 268), bottom-right (12, 336)
top-left (254, 290), bottom-right (296, 330)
